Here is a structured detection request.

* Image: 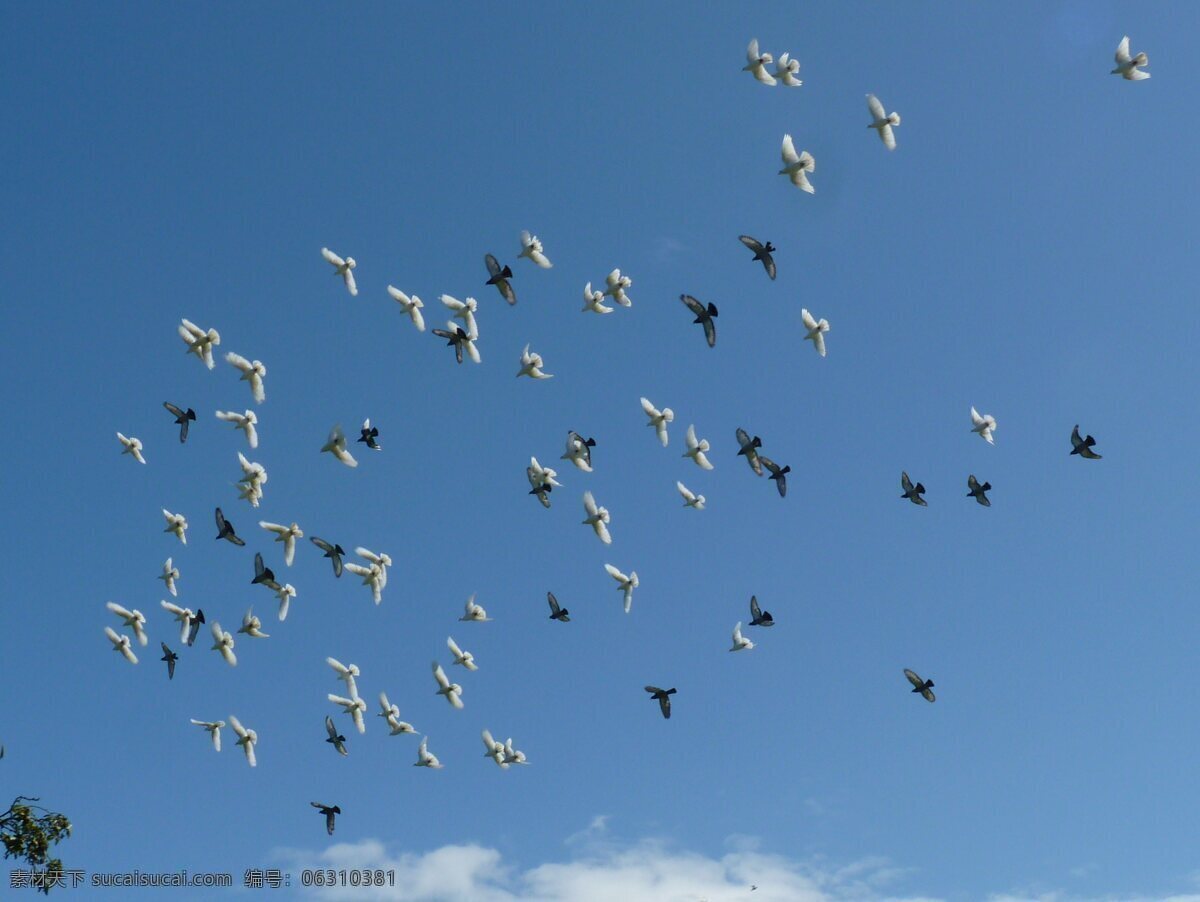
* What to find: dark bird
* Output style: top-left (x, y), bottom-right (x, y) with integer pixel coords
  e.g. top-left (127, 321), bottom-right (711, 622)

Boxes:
top-left (215, 507), bottom-right (246, 546)
top-left (966, 474), bottom-right (992, 507)
top-left (357, 419), bottom-right (381, 451)
top-left (162, 402), bottom-right (197, 443)
top-left (738, 235), bottom-right (777, 280)
top-left (759, 455), bottom-right (790, 497)
top-left (735, 428), bottom-right (764, 476)
top-left (900, 471), bottom-right (927, 506)
top-left (680, 294), bottom-right (718, 348)
top-left (311, 802), bottom-right (341, 836)
top-left (160, 642), bottom-right (178, 680)
top-left (484, 253), bottom-right (516, 304)
top-left (310, 536), bottom-right (345, 578)
top-left (547, 591), bottom-right (570, 622)
top-left (324, 715), bottom-right (348, 756)
top-left (186, 609), bottom-right (205, 647)
top-left (252, 551), bottom-right (281, 591)
top-left (431, 325), bottom-right (472, 365)
top-left (748, 595), bottom-right (774, 627)
top-left (645, 686), bottom-right (676, 720)
top-left (529, 481), bottom-right (553, 508)
top-left (1070, 425), bottom-right (1102, 459)
top-left (904, 668), bottom-right (936, 702)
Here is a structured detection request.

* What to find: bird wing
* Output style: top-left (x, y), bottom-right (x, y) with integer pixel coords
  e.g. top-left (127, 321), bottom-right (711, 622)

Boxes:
top-left (547, 592), bottom-right (561, 614)
top-left (225, 351), bottom-right (251, 374)
top-left (866, 93), bottom-right (886, 121)
top-left (781, 133), bottom-right (799, 165)
top-left (583, 491), bottom-right (599, 517)
top-left (1115, 35), bottom-right (1131, 64)
top-left (970, 406), bottom-right (985, 428)
top-left (605, 563), bottom-right (627, 583)
top-left (739, 235), bottom-right (764, 253)
top-left (801, 308), bottom-right (819, 331)
top-left (702, 318), bottom-right (716, 347)
top-left (432, 662), bottom-right (450, 690)
top-left (321, 247), bottom-right (345, 268)
top-left (447, 636), bottom-right (464, 659)
top-left (901, 471), bottom-right (915, 493)
top-left (680, 294), bottom-right (705, 317)
top-left (677, 481), bottom-right (695, 503)
top-left (485, 254), bottom-right (502, 278)
top-left (903, 669), bottom-right (925, 689)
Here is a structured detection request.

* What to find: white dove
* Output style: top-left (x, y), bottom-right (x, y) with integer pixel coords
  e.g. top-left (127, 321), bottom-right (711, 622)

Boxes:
top-left (414, 736), bottom-right (443, 768)
top-left (582, 281), bottom-right (613, 314)
top-left (481, 729), bottom-right (509, 769)
top-left (237, 607), bottom-right (270, 639)
top-left (683, 424), bottom-right (714, 470)
top-left (387, 286), bottom-right (426, 332)
top-left (259, 521), bottom-right (303, 566)
top-left (161, 600), bottom-right (198, 645)
top-left (178, 318), bottom-right (221, 369)
top-left (730, 621), bottom-right (755, 652)
top-left (224, 352), bottom-right (267, 404)
top-left (274, 583), bottom-right (297, 621)
top-left (328, 693), bottom-right (367, 734)
top-left (321, 247), bottom-right (357, 296)
top-left (355, 547), bottom-right (392, 588)
top-left (162, 509), bottom-right (188, 545)
top-left (432, 661), bottom-right (464, 709)
top-left (970, 406), bottom-right (997, 445)
top-left (561, 431), bottom-right (596, 472)
top-left (801, 308), bottom-right (830, 357)
top-left (215, 409), bottom-right (258, 449)
top-left (518, 230), bottom-right (553, 268)
top-left (106, 602), bottom-right (148, 647)
top-left (190, 719), bottom-right (224, 752)
top-left (326, 657), bottom-right (361, 699)
top-left (209, 621), bottom-right (237, 667)
top-left (604, 563), bottom-right (639, 614)
top-left (236, 452), bottom-right (268, 507)
top-left (502, 738), bottom-right (529, 766)
top-left (640, 397), bottom-right (674, 447)
top-left (377, 692), bottom-right (415, 735)
top-left (866, 94), bottom-right (901, 151)
top-left (321, 424), bottom-right (358, 468)
top-left (517, 343), bottom-right (553, 379)
top-left (459, 594), bottom-right (492, 622)
top-left (344, 561), bottom-right (385, 605)
top-left (528, 456), bottom-right (562, 489)
top-left (228, 715), bottom-right (257, 767)
top-left (104, 626), bottom-right (138, 664)
top-left (743, 38), bottom-right (777, 85)
top-left (582, 491), bottom-right (612, 544)
top-left (159, 558), bottom-right (179, 597)
top-left (603, 269), bottom-right (633, 307)
top-left (779, 135), bottom-right (816, 193)
top-left (439, 294), bottom-right (479, 339)
top-left (677, 481), bottom-right (706, 510)
top-left (773, 52), bottom-right (802, 87)
top-left (116, 432), bottom-right (146, 465)
top-left (1112, 35), bottom-right (1150, 80)
top-left (446, 636), bottom-right (479, 671)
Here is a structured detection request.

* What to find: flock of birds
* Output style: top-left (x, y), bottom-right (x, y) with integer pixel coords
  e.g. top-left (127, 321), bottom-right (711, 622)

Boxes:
top-left (98, 34), bottom-right (1141, 843)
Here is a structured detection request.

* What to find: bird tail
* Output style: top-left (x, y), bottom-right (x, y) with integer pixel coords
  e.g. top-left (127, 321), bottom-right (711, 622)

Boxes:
top-left (1134, 52), bottom-right (1148, 66)
top-left (889, 112), bottom-right (901, 126)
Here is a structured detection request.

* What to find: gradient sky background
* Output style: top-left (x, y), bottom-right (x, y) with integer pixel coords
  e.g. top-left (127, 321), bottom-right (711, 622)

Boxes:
top-left (3, 2), bottom-right (1200, 900)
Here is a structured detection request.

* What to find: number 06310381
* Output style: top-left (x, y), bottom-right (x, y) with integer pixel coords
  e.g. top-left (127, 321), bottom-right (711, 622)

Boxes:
top-left (301, 869), bottom-right (395, 887)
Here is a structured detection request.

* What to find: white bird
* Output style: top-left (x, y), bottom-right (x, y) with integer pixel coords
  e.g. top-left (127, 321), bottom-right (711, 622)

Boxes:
top-left (105, 602), bottom-right (148, 647)
top-left (481, 729), bottom-right (509, 769)
top-left (377, 692), bottom-right (415, 735)
top-left (432, 661), bottom-right (464, 709)
top-left (238, 607), bottom-right (270, 639)
top-left (116, 432), bottom-right (146, 465)
top-left (320, 424), bottom-right (358, 468)
top-left (162, 509), bottom-right (188, 545)
top-left (743, 38), bottom-right (777, 86)
top-left (414, 736), bottom-right (443, 769)
top-left (779, 135), bottom-right (815, 193)
top-left (582, 491), bottom-right (612, 545)
top-left (801, 308), bottom-right (830, 357)
top-left (228, 715), bottom-right (257, 767)
top-left (237, 480), bottom-right (264, 508)
top-left (604, 563), bottom-right (639, 614)
top-left (344, 561), bottom-right (385, 605)
top-left (326, 657), bottom-right (361, 699)
top-left (866, 94), bottom-right (901, 151)
top-left (236, 452), bottom-right (268, 507)
top-left (321, 247), bottom-right (358, 296)
top-left (677, 481), bottom-right (706, 510)
top-left (215, 409), bottom-right (258, 449)
top-left (387, 286), bottom-right (426, 332)
top-left (159, 558), bottom-right (179, 597)
top-left (328, 693), bottom-right (367, 734)
top-left (1112, 35), bottom-right (1150, 80)
top-left (730, 621), bottom-right (755, 652)
top-left (773, 51), bottom-right (803, 87)
top-left (259, 521), bottom-right (303, 566)
top-left (355, 547), bottom-right (392, 588)
top-left (104, 626), bottom-right (138, 664)
top-left (446, 636), bottom-right (479, 671)
top-left (459, 594), bottom-right (492, 622)
top-left (561, 431), bottom-right (596, 472)
top-left (161, 600), bottom-right (198, 645)
top-left (517, 343), bottom-right (553, 379)
top-left (582, 281), bottom-right (613, 314)
top-left (190, 719), bottom-right (224, 752)
top-left (640, 397), bottom-right (674, 447)
top-left (683, 424), bottom-right (714, 470)
top-left (274, 583), bottom-right (297, 621)
top-left (603, 269), bottom-right (633, 307)
top-left (224, 352), bottom-right (267, 404)
top-left (439, 295), bottom-right (479, 339)
top-left (178, 318), bottom-right (221, 370)
top-left (528, 456), bottom-right (562, 489)
top-left (502, 737), bottom-right (529, 766)
top-left (209, 621), bottom-right (237, 667)
top-left (970, 406), bottom-right (997, 445)
top-left (519, 231), bottom-right (553, 268)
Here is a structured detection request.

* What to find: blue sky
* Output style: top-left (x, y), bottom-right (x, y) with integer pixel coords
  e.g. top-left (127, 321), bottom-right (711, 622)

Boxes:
top-left (3, 2), bottom-right (1200, 899)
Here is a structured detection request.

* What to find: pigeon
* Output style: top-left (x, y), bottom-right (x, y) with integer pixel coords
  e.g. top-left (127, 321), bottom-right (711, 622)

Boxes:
top-left (801, 308), bottom-right (829, 357)
top-left (481, 730), bottom-right (509, 769)
top-left (748, 595), bottom-right (774, 627)
top-left (680, 294), bottom-right (718, 348)
top-left (1112, 35), bottom-right (1150, 80)
top-left (274, 583), bottom-right (297, 621)
top-left (527, 471), bottom-right (554, 508)
top-left (186, 609), bottom-right (205, 647)
top-left (779, 135), bottom-right (815, 193)
top-left (640, 397), bottom-right (674, 447)
top-left (215, 507), bottom-right (247, 546)
top-left (547, 591), bottom-right (570, 622)
top-left (683, 424), bottom-right (715, 470)
top-left (178, 318), bottom-right (221, 369)
top-left (677, 481), bottom-right (706, 510)
top-left (730, 621), bottom-right (755, 652)
top-left (904, 669), bottom-right (936, 703)
top-left (484, 254), bottom-right (516, 304)
top-left (517, 344), bottom-right (553, 379)
top-left (743, 38), bottom-right (776, 86)
top-left (106, 602), bottom-right (148, 646)
top-left (224, 352), bottom-right (267, 404)
top-left (161, 600), bottom-right (199, 645)
top-left (1071, 425), bottom-right (1102, 459)
top-left (344, 560), bottom-right (385, 605)
top-left (432, 662), bottom-right (464, 709)
top-left (191, 719), bottom-right (224, 752)
top-left (312, 802), bottom-right (341, 836)
top-left (759, 455), bottom-right (790, 497)
top-left (645, 686), bottom-right (676, 719)
top-left (603, 269), bottom-right (633, 307)
top-left (967, 474), bottom-right (992, 507)
top-left (117, 432), bottom-right (146, 465)
top-left (160, 642), bottom-right (178, 680)
top-left (439, 294), bottom-right (479, 339)
top-left (866, 94), bottom-right (901, 151)
top-left (527, 456), bottom-right (562, 493)
top-left (104, 626), bottom-right (138, 665)
top-left (738, 236), bottom-right (777, 280)
top-left (163, 403), bottom-right (197, 443)
top-left (229, 715), bottom-right (257, 766)
top-left (321, 247), bottom-right (357, 296)
top-left (447, 636), bottom-right (479, 671)
top-left (357, 419), bottom-right (381, 450)
top-left (328, 694), bottom-right (367, 734)
top-left (414, 736), bottom-right (443, 768)
top-left (310, 536), bottom-right (346, 578)
top-left (238, 607), bottom-right (270, 639)
top-left (901, 472), bottom-right (927, 506)
top-left (252, 551), bottom-right (281, 591)
top-left (970, 407), bottom-right (997, 445)
top-left (235, 452), bottom-right (268, 507)
top-left (502, 738), bottom-right (529, 766)
top-left (215, 409), bottom-right (258, 449)
top-left (259, 520), bottom-right (303, 566)
top-left (735, 428), bottom-right (764, 476)
top-left (582, 491), bottom-right (613, 544)
top-left (430, 324), bottom-right (480, 365)
top-left (210, 621), bottom-right (237, 667)
top-left (561, 431), bottom-right (596, 472)
top-left (582, 282), bottom-right (613, 314)
top-left (354, 547), bottom-right (391, 588)
top-left (459, 594), bottom-right (492, 622)
top-left (320, 424), bottom-right (359, 467)
top-left (604, 563), bottom-right (639, 614)
top-left (388, 286), bottom-right (426, 332)
top-left (377, 692), bottom-right (415, 735)
top-left (158, 558), bottom-right (180, 597)
top-left (518, 231), bottom-right (553, 268)
top-left (773, 51), bottom-right (802, 87)
top-left (326, 658), bottom-right (360, 699)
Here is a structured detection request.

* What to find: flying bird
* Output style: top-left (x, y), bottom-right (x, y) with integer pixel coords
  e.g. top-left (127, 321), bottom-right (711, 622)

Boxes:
top-left (274, 583), bottom-right (297, 621)
top-left (186, 609), bottom-right (205, 647)
top-left (518, 231), bottom-right (553, 268)
top-left (1112, 35), bottom-right (1150, 80)
top-left (158, 558), bottom-right (180, 597)
top-left (759, 455), bottom-right (790, 497)
top-left (377, 692), bottom-right (415, 735)
top-left (517, 344), bottom-right (553, 379)
top-left (439, 294), bottom-right (479, 338)
top-left (354, 548), bottom-right (392, 587)
top-left (901, 472), bottom-right (927, 506)
top-left (104, 627), bottom-right (138, 665)
top-left (163, 403), bottom-right (197, 443)
top-left (312, 802), bottom-right (341, 836)
top-left (344, 560), bottom-right (385, 605)
top-left (310, 536), bottom-right (346, 577)
top-left (680, 294), bottom-right (718, 348)
top-left (748, 595), bottom-right (774, 627)
top-left (640, 397), bottom-right (674, 447)
top-left (676, 481), bottom-right (706, 510)
top-left (326, 658), bottom-right (360, 699)
top-left (866, 94), bottom-right (901, 150)
top-left (738, 236), bottom-right (777, 280)
top-left (215, 507), bottom-right (246, 546)
top-left (645, 686), bottom-right (676, 719)
top-left (432, 662), bottom-right (464, 709)
top-left (229, 715), bottom-right (257, 766)
top-left (603, 269), bottom-right (633, 307)
top-left (527, 459), bottom-right (559, 508)
top-left (162, 509), bottom-right (188, 544)
top-left (459, 594), bottom-right (492, 622)
top-left (779, 135), bottom-right (815, 193)
top-left (904, 668), bottom-right (936, 703)
top-left (447, 636), bottom-right (479, 671)
top-left (1070, 425), bottom-right (1102, 459)
top-left (970, 407), bottom-right (997, 445)
top-left (252, 551), bottom-right (281, 591)
top-left (801, 308), bottom-right (830, 357)
top-left (259, 520), bottom-right (303, 566)
top-left (683, 424), bottom-right (714, 470)
top-left (160, 642), bottom-right (178, 680)
top-left (730, 621), bottom-right (755, 652)
top-left (430, 324), bottom-right (480, 365)
top-left (209, 621), bottom-right (237, 667)
top-left (604, 563), bottom-right (639, 614)
top-left (191, 719), bottom-right (224, 752)
top-left (582, 282), bottom-right (613, 314)
top-left (235, 452), bottom-right (268, 507)
top-left (320, 424), bottom-right (359, 467)
top-left (502, 738), bottom-right (529, 766)
top-left (162, 601), bottom-right (202, 645)
top-left (357, 419), bottom-right (381, 450)
top-left (966, 474), bottom-right (992, 507)
top-left (328, 693), bottom-right (367, 734)
top-left (582, 491), bottom-right (613, 544)
top-left (117, 432), bottom-right (146, 465)
top-left (321, 247), bottom-right (357, 296)
top-left (735, 428), bottom-right (764, 476)
top-left (215, 409), bottom-right (258, 449)
top-left (743, 38), bottom-right (776, 86)
top-left (178, 318), bottom-right (221, 369)
top-left (387, 286), bottom-right (426, 332)
top-left (547, 591), bottom-right (570, 622)
top-left (773, 51), bottom-right (802, 87)
top-left (224, 352), bottom-right (267, 404)
top-left (481, 730), bottom-right (509, 769)
top-left (561, 431), bottom-right (596, 472)
top-left (414, 736), bottom-right (442, 769)
top-left (484, 254), bottom-right (516, 304)
top-left (238, 607), bottom-right (270, 639)
top-left (106, 602), bottom-right (148, 646)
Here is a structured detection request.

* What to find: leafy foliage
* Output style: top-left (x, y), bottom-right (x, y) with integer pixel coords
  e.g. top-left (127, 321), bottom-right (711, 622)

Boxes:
top-left (1, 797), bottom-right (72, 894)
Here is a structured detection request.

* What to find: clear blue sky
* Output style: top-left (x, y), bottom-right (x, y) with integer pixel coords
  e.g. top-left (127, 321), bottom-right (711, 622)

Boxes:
top-left (3, 2), bottom-right (1199, 899)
